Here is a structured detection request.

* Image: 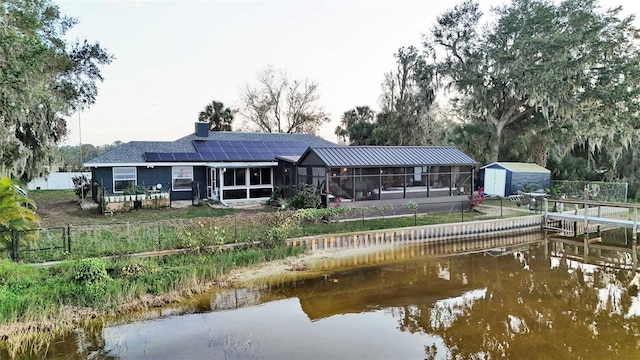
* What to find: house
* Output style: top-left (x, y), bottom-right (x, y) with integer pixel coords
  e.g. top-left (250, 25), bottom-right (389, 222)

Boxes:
top-left (277, 146), bottom-right (478, 205)
top-left (86, 122), bottom-right (479, 208)
top-left (480, 162), bottom-right (551, 197)
top-left (85, 122), bottom-right (338, 205)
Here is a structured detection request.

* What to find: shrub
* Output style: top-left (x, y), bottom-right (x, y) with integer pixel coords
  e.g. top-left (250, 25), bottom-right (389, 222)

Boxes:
top-left (290, 185), bottom-right (321, 209)
top-left (72, 174), bottom-right (91, 198)
top-left (73, 258), bottom-right (110, 283)
top-left (176, 220), bottom-right (226, 252)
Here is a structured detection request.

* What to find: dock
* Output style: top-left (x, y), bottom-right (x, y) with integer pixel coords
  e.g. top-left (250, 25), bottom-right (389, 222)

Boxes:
top-left (543, 199), bottom-right (640, 238)
top-left (543, 198), bottom-right (640, 269)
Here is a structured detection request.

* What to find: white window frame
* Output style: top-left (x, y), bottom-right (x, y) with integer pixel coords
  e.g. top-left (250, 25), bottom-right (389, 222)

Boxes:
top-left (113, 167), bottom-right (137, 193)
top-left (172, 166), bottom-right (193, 191)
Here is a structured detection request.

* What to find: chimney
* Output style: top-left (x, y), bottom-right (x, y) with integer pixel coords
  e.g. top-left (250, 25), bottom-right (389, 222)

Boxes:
top-left (195, 122), bottom-right (209, 137)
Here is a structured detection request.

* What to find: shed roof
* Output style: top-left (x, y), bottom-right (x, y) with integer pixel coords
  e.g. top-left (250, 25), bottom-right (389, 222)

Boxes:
top-left (300, 146), bottom-right (477, 167)
top-left (481, 162), bottom-right (550, 173)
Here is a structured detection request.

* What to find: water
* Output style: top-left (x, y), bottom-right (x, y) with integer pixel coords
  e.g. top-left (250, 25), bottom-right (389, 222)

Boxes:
top-left (17, 235), bottom-right (640, 359)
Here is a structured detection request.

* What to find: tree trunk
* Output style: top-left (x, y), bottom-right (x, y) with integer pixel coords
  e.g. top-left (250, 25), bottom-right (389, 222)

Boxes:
top-left (488, 120), bottom-right (504, 163)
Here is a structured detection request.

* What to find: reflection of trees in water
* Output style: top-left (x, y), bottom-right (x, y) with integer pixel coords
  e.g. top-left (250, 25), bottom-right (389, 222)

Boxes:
top-left (391, 248), bottom-right (640, 359)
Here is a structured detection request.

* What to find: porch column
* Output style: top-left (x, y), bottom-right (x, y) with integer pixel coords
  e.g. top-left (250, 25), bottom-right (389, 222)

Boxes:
top-left (219, 168), bottom-right (225, 203)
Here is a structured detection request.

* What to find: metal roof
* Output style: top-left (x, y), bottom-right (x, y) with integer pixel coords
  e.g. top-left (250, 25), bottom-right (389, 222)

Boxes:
top-left (302, 146), bottom-right (478, 167)
top-left (481, 162), bottom-right (550, 173)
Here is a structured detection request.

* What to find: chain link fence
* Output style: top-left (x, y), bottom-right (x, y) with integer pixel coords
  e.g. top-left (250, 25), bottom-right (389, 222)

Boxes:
top-left (549, 180), bottom-right (628, 202)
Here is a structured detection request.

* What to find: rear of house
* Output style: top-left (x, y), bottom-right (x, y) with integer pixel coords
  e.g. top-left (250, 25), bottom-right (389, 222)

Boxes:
top-left (85, 122), bottom-right (337, 206)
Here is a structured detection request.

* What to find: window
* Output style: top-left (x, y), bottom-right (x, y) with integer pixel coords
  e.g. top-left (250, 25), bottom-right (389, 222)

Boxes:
top-left (172, 166), bottom-right (193, 191)
top-left (113, 167), bottom-right (136, 193)
top-left (250, 168), bottom-right (272, 185)
top-left (224, 168), bottom-right (245, 186)
top-left (236, 168), bottom-right (246, 186)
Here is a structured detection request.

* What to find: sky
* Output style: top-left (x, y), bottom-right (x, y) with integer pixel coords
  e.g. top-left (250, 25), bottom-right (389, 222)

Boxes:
top-left (56, 0), bottom-right (640, 146)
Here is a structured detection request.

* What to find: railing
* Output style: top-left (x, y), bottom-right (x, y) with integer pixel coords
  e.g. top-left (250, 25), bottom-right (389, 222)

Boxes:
top-left (544, 198), bottom-right (640, 237)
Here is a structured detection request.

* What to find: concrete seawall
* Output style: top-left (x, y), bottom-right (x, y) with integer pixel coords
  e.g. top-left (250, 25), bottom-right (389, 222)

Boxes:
top-left (287, 215), bottom-right (544, 251)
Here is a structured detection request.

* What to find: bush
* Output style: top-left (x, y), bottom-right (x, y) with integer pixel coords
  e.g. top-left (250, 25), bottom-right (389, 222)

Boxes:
top-left (290, 185), bottom-right (321, 209)
top-left (73, 258), bottom-right (110, 283)
top-left (72, 174), bottom-right (91, 198)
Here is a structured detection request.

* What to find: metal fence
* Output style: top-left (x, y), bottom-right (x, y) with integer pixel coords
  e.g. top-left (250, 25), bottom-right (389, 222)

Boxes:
top-left (2, 199), bottom-right (493, 264)
top-left (549, 180), bottom-right (628, 203)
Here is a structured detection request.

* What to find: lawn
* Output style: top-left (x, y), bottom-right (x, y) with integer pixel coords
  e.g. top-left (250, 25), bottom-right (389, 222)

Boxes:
top-left (29, 190), bottom-right (238, 227)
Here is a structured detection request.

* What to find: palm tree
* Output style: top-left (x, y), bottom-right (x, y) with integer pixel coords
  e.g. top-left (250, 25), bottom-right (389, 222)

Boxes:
top-left (198, 100), bottom-right (234, 131)
top-left (0, 176), bottom-right (38, 255)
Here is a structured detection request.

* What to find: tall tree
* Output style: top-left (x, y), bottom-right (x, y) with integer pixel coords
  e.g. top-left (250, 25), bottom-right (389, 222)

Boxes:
top-left (239, 67), bottom-right (329, 134)
top-left (374, 46), bottom-right (442, 145)
top-left (198, 100), bottom-right (234, 131)
top-left (335, 106), bottom-right (376, 145)
top-left (0, 0), bottom-right (112, 182)
top-left (431, 0), bottom-right (640, 165)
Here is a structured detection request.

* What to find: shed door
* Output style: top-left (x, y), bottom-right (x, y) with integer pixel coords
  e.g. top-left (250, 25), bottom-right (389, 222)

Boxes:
top-left (484, 168), bottom-right (507, 197)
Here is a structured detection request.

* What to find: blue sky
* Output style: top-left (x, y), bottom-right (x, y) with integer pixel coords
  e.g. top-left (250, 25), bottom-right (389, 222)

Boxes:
top-left (57, 0), bottom-right (640, 146)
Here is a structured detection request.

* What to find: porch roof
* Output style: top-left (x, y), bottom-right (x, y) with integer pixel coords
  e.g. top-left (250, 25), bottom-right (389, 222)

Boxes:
top-left (299, 146), bottom-right (478, 168)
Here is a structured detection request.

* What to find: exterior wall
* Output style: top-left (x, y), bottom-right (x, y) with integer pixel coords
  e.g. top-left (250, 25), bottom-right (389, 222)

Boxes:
top-left (91, 167), bottom-right (113, 202)
top-left (92, 167), bottom-right (113, 189)
top-left (481, 163), bottom-right (550, 196)
top-left (137, 167), bottom-right (171, 190)
top-left (189, 166), bottom-right (207, 201)
top-left (27, 172), bottom-right (91, 191)
top-left (505, 169), bottom-right (513, 195)
top-left (509, 172), bottom-right (550, 194)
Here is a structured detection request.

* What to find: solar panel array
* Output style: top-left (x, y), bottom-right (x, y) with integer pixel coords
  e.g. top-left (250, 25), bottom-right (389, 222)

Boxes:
top-left (144, 140), bottom-right (310, 162)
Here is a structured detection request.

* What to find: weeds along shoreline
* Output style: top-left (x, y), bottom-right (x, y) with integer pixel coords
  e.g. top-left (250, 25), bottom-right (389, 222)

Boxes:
top-left (0, 245), bottom-right (304, 358)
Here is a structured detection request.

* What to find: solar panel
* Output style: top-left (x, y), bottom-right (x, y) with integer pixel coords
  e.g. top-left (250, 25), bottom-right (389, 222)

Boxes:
top-left (157, 153), bottom-right (175, 161)
top-left (225, 153), bottom-right (244, 161)
top-left (173, 153), bottom-right (190, 161)
top-left (199, 153), bottom-right (216, 161)
top-left (187, 153), bottom-right (202, 161)
top-left (188, 140), bottom-right (310, 162)
top-left (145, 152), bottom-right (161, 161)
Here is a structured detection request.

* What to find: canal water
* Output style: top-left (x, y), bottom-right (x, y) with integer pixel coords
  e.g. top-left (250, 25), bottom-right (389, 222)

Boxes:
top-left (22, 233), bottom-right (640, 359)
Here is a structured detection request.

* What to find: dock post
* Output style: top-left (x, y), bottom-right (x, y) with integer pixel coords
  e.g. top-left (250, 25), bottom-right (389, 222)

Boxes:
top-left (633, 207), bottom-right (639, 270)
top-left (583, 202), bottom-right (589, 257)
top-left (597, 206), bottom-right (602, 237)
top-left (634, 207), bottom-right (638, 240)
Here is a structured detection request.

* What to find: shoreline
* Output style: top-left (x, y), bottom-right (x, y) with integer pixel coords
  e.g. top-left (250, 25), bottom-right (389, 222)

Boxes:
top-left (0, 244), bottom-right (393, 348)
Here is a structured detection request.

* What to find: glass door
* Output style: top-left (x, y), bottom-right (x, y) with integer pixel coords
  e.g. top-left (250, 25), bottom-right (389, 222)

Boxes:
top-left (207, 168), bottom-right (218, 200)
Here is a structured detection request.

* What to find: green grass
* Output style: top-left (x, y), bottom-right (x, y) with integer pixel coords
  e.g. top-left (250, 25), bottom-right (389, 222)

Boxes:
top-left (29, 189), bottom-right (77, 204)
top-left (11, 204), bottom-right (513, 263)
top-left (29, 189), bottom-right (237, 227)
top-left (0, 245), bottom-right (304, 357)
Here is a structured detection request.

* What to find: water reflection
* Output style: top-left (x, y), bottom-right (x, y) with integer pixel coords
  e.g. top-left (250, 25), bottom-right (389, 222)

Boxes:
top-left (21, 233), bottom-right (640, 359)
